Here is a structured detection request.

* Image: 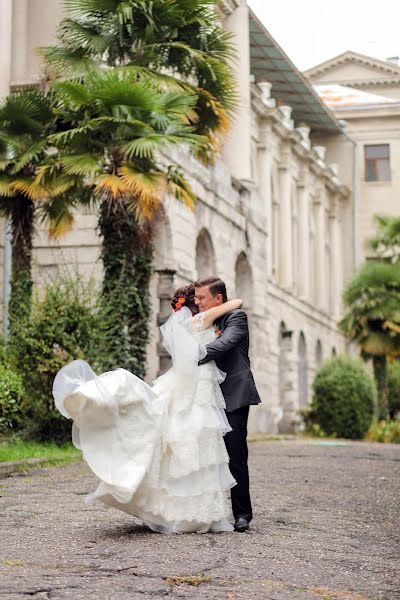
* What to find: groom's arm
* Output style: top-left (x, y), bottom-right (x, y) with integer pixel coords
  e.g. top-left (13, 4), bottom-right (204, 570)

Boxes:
top-left (199, 310), bottom-right (248, 364)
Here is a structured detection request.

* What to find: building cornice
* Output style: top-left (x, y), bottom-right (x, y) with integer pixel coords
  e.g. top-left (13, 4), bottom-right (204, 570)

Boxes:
top-left (346, 78), bottom-right (400, 88)
top-left (305, 51), bottom-right (400, 80)
top-left (331, 105), bottom-right (400, 119)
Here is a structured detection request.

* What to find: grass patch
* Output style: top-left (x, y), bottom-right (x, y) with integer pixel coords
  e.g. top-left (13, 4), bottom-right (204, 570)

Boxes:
top-left (248, 434), bottom-right (293, 443)
top-left (165, 576), bottom-right (214, 587)
top-left (0, 439), bottom-right (80, 465)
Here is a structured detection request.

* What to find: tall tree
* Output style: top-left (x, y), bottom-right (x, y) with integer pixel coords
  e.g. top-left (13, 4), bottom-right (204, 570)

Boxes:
top-left (0, 90), bottom-right (75, 332)
top-left (39, 0), bottom-right (236, 144)
top-left (339, 261), bottom-right (400, 418)
top-left (39, 0), bottom-right (236, 374)
top-left (40, 69), bottom-right (207, 374)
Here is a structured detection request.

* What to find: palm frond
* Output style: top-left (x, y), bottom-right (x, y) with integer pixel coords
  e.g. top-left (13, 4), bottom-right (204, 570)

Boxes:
top-left (38, 196), bottom-right (77, 239)
top-left (10, 140), bottom-right (48, 174)
top-left (121, 132), bottom-right (201, 159)
top-left (60, 153), bottom-right (101, 176)
top-left (166, 167), bottom-right (196, 210)
top-left (63, 0), bottom-right (120, 17)
top-left (119, 165), bottom-right (165, 220)
top-left (38, 45), bottom-right (97, 78)
top-left (11, 178), bottom-right (49, 200)
top-left (0, 174), bottom-right (14, 197)
top-left (52, 80), bottom-right (92, 108)
top-left (94, 173), bottom-right (130, 199)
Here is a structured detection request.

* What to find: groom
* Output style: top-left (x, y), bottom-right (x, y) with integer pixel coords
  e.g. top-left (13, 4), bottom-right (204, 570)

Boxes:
top-left (194, 276), bottom-right (261, 532)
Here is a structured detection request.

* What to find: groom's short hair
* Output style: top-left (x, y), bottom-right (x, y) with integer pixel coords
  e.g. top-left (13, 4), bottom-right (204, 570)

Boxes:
top-left (194, 276), bottom-right (228, 302)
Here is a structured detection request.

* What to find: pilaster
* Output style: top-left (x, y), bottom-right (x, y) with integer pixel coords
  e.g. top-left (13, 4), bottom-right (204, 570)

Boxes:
top-left (278, 147), bottom-right (293, 289)
top-left (329, 196), bottom-right (343, 318)
top-left (0, 0), bottom-right (13, 99)
top-left (314, 187), bottom-right (328, 312)
top-left (222, 1), bottom-right (252, 181)
top-left (297, 172), bottom-right (311, 300)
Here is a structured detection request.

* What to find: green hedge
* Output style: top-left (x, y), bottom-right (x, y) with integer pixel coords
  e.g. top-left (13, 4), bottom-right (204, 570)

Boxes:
top-left (7, 276), bottom-right (110, 442)
top-left (308, 356), bottom-right (376, 439)
top-left (0, 364), bottom-right (24, 434)
top-left (388, 361), bottom-right (400, 419)
top-left (367, 419), bottom-right (400, 444)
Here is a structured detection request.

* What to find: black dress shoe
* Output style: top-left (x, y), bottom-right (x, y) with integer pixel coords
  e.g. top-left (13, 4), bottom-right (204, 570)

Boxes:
top-left (234, 517), bottom-right (250, 532)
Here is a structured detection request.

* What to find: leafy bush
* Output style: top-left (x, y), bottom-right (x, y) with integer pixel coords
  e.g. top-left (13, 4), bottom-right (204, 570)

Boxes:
top-left (388, 360), bottom-right (400, 418)
top-left (0, 364), bottom-right (24, 434)
top-left (8, 276), bottom-right (110, 442)
top-left (367, 419), bottom-right (400, 444)
top-left (308, 356), bottom-right (376, 439)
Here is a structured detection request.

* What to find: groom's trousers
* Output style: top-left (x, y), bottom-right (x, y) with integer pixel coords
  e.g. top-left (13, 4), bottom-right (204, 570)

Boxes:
top-left (224, 405), bottom-right (252, 522)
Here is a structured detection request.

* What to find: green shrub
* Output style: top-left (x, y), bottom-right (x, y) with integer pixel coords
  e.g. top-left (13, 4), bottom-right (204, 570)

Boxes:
top-left (8, 276), bottom-right (110, 442)
top-left (367, 419), bottom-right (400, 444)
top-left (388, 361), bottom-right (400, 418)
top-left (0, 364), bottom-right (24, 434)
top-left (308, 356), bottom-right (376, 439)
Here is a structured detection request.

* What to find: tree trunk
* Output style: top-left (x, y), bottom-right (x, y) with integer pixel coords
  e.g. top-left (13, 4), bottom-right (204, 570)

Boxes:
top-left (8, 196), bottom-right (34, 335)
top-left (98, 200), bottom-right (153, 378)
top-left (372, 354), bottom-right (389, 420)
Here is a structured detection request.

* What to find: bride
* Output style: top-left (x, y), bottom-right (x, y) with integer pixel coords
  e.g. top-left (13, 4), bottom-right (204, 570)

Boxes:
top-left (53, 285), bottom-right (243, 534)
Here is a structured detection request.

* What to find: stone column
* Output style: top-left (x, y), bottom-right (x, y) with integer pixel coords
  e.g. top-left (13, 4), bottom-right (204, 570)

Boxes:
top-left (314, 188), bottom-right (328, 311)
top-left (0, 0), bottom-right (13, 99)
top-left (278, 151), bottom-right (293, 289)
top-left (156, 269), bottom-right (175, 375)
top-left (297, 175), bottom-right (310, 300)
top-left (11, 0), bottom-right (28, 84)
top-left (222, 0), bottom-right (252, 181)
top-left (257, 123), bottom-right (273, 276)
top-left (329, 197), bottom-right (343, 318)
top-left (278, 330), bottom-right (300, 434)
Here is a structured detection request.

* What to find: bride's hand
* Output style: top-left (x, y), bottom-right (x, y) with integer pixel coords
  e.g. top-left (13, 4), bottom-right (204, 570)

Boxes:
top-left (233, 298), bottom-right (244, 309)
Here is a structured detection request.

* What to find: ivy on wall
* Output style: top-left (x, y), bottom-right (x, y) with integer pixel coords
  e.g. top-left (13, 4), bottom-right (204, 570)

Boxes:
top-left (99, 201), bottom-right (153, 379)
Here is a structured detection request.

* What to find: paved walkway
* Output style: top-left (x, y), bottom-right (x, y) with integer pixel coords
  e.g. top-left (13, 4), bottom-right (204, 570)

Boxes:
top-left (0, 440), bottom-right (399, 600)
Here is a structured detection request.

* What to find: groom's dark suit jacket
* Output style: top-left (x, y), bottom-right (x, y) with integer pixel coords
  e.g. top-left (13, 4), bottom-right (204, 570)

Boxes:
top-left (199, 309), bottom-right (261, 413)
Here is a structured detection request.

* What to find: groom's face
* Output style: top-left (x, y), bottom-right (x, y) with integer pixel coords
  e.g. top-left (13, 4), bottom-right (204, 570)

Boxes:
top-left (194, 286), bottom-right (223, 312)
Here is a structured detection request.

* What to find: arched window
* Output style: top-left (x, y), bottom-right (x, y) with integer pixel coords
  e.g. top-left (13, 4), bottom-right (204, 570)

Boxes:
top-left (298, 332), bottom-right (308, 407)
top-left (195, 228), bottom-right (216, 279)
top-left (315, 340), bottom-right (323, 369)
top-left (235, 252), bottom-right (253, 302)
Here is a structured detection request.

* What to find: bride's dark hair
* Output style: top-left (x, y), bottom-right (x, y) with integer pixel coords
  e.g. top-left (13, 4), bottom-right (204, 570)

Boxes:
top-left (171, 285), bottom-right (199, 316)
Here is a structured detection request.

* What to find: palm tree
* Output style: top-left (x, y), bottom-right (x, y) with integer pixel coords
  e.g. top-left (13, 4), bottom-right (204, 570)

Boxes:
top-left (38, 0), bottom-right (236, 374)
top-left (339, 261), bottom-right (400, 418)
top-left (39, 0), bottom-right (236, 143)
top-left (0, 90), bottom-right (55, 331)
top-left (367, 215), bottom-right (400, 263)
top-left (39, 68), bottom-right (208, 374)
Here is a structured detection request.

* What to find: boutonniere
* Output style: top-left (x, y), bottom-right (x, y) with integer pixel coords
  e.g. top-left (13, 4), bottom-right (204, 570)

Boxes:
top-left (214, 324), bottom-right (222, 338)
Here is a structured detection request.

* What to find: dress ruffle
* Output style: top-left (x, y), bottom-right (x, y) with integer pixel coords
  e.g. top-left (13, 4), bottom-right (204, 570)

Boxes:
top-left (53, 357), bottom-right (235, 534)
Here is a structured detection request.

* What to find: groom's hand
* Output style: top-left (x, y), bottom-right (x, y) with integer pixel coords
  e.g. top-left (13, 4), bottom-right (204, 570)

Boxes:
top-left (199, 310), bottom-right (248, 364)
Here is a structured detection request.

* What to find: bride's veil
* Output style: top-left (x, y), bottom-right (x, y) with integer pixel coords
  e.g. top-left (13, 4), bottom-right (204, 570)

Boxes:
top-left (160, 306), bottom-right (206, 376)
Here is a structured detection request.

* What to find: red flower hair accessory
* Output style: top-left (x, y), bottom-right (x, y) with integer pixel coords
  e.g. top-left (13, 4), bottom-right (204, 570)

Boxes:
top-left (174, 297), bottom-right (186, 312)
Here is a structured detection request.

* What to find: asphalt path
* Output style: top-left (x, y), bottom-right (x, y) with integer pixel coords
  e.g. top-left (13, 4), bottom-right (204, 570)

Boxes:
top-left (1, 440), bottom-right (399, 599)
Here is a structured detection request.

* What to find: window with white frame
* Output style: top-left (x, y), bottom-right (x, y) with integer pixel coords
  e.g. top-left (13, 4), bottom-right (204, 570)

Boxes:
top-left (364, 144), bottom-right (391, 182)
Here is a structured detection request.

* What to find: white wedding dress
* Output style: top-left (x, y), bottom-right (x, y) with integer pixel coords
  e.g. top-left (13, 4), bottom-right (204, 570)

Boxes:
top-left (53, 307), bottom-right (236, 534)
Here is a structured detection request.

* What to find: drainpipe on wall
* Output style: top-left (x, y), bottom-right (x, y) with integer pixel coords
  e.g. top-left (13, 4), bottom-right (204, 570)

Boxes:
top-left (3, 220), bottom-right (12, 337)
top-left (0, 0), bottom-right (13, 336)
top-left (339, 123), bottom-right (360, 271)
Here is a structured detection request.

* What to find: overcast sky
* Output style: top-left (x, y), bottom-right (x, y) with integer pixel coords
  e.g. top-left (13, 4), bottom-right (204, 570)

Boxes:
top-left (248, 0), bottom-right (400, 71)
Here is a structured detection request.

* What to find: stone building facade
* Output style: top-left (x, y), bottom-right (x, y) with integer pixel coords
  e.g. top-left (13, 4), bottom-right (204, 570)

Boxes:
top-left (0, 0), bottom-right (354, 433)
top-left (306, 51), bottom-right (400, 263)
